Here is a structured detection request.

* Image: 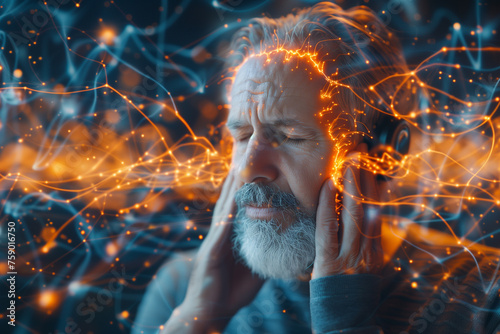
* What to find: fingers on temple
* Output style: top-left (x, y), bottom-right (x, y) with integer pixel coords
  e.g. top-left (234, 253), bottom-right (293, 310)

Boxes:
top-left (358, 144), bottom-right (382, 239)
top-left (315, 178), bottom-right (339, 260)
top-left (356, 150), bottom-right (382, 265)
top-left (340, 161), bottom-right (363, 256)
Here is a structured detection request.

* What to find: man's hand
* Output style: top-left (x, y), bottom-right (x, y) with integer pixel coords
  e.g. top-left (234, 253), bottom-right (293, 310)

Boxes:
top-left (312, 143), bottom-right (384, 279)
top-left (161, 170), bottom-right (265, 333)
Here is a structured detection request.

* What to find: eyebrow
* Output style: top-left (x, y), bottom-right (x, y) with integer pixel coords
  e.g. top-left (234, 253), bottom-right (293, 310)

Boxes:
top-left (226, 119), bottom-right (317, 134)
top-left (225, 120), bottom-right (250, 131)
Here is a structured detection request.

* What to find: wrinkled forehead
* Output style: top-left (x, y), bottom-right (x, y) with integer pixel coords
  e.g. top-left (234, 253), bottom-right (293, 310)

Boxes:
top-left (229, 53), bottom-right (328, 120)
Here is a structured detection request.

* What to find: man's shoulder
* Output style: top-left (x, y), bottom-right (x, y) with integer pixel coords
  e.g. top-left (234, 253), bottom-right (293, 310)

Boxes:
top-left (144, 248), bottom-right (200, 307)
top-left (381, 223), bottom-right (500, 333)
top-left (133, 248), bottom-right (200, 334)
top-left (404, 223), bottom-right (500, 282)
top-left (157, 248), bottom-right (198, 278)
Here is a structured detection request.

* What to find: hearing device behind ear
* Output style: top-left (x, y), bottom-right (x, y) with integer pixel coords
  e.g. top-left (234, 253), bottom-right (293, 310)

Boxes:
top-left (364, 113), bottom-right (410, 178)
top-left (365, 113), bottom-right (410, 157)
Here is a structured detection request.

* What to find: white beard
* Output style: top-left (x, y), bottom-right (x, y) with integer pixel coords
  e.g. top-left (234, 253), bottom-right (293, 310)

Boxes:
top-left (232, 211), bottom-right (316, 280)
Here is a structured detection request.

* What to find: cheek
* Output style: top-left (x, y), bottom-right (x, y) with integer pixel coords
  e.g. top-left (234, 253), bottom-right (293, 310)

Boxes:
top-left (282, 145), bottom-right (332, 213)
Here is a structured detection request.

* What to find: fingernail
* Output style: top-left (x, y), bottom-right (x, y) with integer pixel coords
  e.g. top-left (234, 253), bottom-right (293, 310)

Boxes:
top-left (328, 178), bottom-right (334, 191)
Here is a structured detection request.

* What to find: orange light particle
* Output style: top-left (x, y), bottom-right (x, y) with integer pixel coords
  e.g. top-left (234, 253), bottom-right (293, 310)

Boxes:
top-left (39, 290), bottom-right (57, 309)
top-left (99, 28), bottom-right (116, 45)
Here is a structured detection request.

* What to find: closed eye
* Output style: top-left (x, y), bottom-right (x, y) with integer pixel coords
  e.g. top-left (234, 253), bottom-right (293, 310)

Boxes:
top-left (278, 133), bottom-right (306, 145)
top-left (231, 130), bottom-right (309, 145)
top-left (284, 137), bottom-right (306, 145)
top-left (234, 133), bottom-right (252, 142)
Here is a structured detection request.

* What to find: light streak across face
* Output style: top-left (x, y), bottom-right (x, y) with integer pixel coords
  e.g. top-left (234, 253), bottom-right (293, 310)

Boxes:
top-left (0, 1), bottom-right (499, 332)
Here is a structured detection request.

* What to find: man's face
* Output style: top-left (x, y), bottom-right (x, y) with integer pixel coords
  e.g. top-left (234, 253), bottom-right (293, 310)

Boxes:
top-left (227, 53), bottom-right (339, 280)
top-left (228, 54), bottom-right (335, 220)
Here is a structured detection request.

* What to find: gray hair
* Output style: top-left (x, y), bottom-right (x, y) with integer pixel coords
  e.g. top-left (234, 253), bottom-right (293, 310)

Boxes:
top-left (223, 2), bottom-right (413, 141)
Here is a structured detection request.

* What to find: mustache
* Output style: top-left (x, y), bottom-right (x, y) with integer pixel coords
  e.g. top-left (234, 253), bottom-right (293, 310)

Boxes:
top-left (234, 183), bottom-right (300, 209)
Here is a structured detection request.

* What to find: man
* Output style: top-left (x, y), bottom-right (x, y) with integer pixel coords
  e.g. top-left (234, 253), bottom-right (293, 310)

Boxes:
top-left (133, 3), bottom-right (500, 333)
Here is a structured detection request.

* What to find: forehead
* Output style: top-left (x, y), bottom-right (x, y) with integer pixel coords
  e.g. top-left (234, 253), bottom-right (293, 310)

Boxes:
top-left (228, 54), bottom-right (328, 125)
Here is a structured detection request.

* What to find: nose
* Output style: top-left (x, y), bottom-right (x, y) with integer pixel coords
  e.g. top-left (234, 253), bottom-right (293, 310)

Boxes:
top-left (237, 130), bottom-right (279, 184)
